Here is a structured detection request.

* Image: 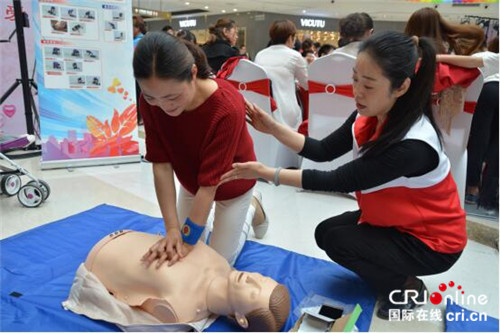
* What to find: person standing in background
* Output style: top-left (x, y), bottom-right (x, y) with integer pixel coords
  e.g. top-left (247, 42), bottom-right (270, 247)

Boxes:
top-left (335, 12), bottom-right (374, 56)
top-left (466, 38), bottom-right (498, 212)
top-left (301, 38), bottom-right (315, 54)
top-left (318, 44), bottom-right (335, 57)
top-left (202, 19), bottom-right (240, 73)
top-left (162, 25), bottom-right (175, 36)
top-left (302, 49), bottom-right (316, 64)
top-left (133, 15), bottom-right (147, 48)
top-left (404, 7), bottom-right (484, 55)
top-left (176, 29), bottom-right (197, 45)
top-left (255, 20), bottom-right (308, 131)
top-left (313, 41), bottom-right (321, 56)
top-left (239, 44), bottom-right (250, 59)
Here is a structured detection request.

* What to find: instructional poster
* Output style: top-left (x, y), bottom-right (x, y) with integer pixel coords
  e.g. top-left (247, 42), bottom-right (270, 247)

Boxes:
top-left (33, 0), bottom-right (139, 168)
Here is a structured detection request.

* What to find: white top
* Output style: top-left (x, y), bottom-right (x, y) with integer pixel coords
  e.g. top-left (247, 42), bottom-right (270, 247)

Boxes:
top-left (472, 51), bottom-right (499, 83)
top-left (353, 115), bottom-right (450, 194)
top-left (255, 44), bottom-right (308, 129)
top-left (334, 41), bottom-right (362, 58)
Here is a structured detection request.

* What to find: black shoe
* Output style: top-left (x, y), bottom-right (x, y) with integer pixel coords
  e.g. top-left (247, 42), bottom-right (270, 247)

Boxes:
top-left (376, 278), bottom-right (427, 320)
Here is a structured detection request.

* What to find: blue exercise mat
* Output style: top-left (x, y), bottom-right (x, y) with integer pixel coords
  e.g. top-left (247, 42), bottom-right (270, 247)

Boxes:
top-left (1, 204), bottom-right (375, 331)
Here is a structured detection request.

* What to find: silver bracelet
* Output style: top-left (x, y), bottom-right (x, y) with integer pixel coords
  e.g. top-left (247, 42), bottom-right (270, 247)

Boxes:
top-left (273, 167), bottom-right (282, 186)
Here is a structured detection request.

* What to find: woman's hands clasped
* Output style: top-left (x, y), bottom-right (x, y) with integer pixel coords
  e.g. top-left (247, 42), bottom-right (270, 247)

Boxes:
top-left (141, 227), bottom-right (194, 268)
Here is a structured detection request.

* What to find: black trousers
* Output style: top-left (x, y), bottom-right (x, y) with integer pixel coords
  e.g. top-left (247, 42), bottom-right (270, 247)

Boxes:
top-left (314, 210), bottom-right (462, 296)
top-left (467, 82), bottom-right (499, 201)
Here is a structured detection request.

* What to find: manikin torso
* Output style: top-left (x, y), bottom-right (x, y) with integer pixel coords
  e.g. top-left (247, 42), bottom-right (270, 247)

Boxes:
top-left (84, 230), bottom-right (232, 323)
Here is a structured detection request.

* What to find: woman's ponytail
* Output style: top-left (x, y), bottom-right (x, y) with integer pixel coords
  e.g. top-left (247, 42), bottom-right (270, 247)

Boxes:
top-left (410, 36), bottom-right (442, 143)
top-left (181, 39), bottom-right (213, 78)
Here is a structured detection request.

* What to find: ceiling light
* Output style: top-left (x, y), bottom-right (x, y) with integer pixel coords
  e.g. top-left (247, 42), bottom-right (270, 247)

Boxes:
top-left (185, 2), bottom-right (190, 5)
top-left (302, 10), bottom-right (306, 14)
top-left (222, 9), bottom-right (226, 13)
top-left (233, 8), bottom-right (238, 12)
top-left (204, 5), bottom-right (209, 9)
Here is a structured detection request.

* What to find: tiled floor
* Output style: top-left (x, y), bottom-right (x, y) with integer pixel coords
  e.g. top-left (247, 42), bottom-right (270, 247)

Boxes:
top-left (1, 140), bottom-right (498, 332)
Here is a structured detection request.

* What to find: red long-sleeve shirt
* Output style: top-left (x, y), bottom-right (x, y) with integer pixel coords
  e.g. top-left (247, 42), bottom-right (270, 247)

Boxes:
top-left (140, 78), bottom-right (256, 201)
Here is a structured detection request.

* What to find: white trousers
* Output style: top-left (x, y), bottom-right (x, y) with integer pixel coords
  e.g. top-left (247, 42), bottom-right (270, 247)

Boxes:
top-left (177, 186), bottom-right (255, 266)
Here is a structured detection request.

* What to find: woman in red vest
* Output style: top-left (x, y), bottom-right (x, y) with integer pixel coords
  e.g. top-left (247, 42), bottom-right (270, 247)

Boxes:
top-left (134, 32), bottom-right (268, 269)
top-left (220, 31), bottom-right (466, 319)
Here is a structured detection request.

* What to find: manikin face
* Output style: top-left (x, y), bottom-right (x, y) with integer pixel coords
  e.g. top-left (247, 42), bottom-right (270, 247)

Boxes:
top-left (138, 69), bottom-right (197, 117)
top-left (227, 270), bottom-right (278, 328)
top-left (224, 27), bottom-right (238, 46)
top-left (352, 52), bottom-right (409, 122)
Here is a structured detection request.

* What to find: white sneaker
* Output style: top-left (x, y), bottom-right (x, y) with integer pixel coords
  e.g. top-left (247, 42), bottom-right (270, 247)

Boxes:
top-left (251, 191), bottom-right (269, 239)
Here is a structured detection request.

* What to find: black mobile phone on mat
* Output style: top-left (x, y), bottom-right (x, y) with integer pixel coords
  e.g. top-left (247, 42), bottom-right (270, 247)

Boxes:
top-left (319, 304), bottom-right (344, 320)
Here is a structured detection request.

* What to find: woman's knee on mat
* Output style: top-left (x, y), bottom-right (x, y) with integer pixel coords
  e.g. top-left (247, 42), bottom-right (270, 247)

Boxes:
top-left (314, 211), bottom-right (361, 250)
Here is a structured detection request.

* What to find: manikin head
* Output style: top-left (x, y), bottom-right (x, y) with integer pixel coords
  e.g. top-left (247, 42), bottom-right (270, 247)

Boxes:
top-left (227, 270), bottom-right (290, 331)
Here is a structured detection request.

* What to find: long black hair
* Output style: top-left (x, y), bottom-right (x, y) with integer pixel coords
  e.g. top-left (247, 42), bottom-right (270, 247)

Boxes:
top-left (133, 31), bottom-right (212, 81)
top-left (358, 31), bottom-right (441, 158)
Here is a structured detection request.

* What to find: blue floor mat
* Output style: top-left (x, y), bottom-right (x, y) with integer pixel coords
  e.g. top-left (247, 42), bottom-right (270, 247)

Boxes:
top-left (1, 204), bottom-right (375, 331)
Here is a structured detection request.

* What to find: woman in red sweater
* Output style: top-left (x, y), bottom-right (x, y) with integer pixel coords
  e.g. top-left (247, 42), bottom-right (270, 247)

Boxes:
top-left (134, 32), bottom-right (266, 268)
top-left (221, 31), bottom-right (466, 319)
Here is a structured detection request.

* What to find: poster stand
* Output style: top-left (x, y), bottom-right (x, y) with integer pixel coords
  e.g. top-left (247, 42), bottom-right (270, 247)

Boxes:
top-left (33, 0), bottom-right (140, 170)
top-left (1, 0), bottom-right (39, 149)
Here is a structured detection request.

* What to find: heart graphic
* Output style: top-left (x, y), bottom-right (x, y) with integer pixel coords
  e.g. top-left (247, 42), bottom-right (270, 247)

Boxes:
top-left (3, 105), bottom-right (16, 118)
top-left (117, 88), bottom-right (124, 94)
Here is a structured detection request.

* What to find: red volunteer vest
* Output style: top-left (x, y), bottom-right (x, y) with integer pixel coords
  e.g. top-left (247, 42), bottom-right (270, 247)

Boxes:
top-left (353, 115), bottom-right (467, 253)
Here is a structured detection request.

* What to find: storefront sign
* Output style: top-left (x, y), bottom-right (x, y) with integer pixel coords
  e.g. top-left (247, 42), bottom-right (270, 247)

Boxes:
top-left (300, 18), bottom-right (326, 28)
top-left (179, 19), bottom-right (196, 28)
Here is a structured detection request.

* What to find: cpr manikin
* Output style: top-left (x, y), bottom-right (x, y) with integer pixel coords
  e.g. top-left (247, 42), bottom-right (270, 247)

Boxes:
top-left (84, 230), bottom-right (290, 331)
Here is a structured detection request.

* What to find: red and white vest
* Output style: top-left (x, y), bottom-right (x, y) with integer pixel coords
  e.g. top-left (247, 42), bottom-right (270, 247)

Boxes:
top-left (353, 115), bottom-right (467, 254)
